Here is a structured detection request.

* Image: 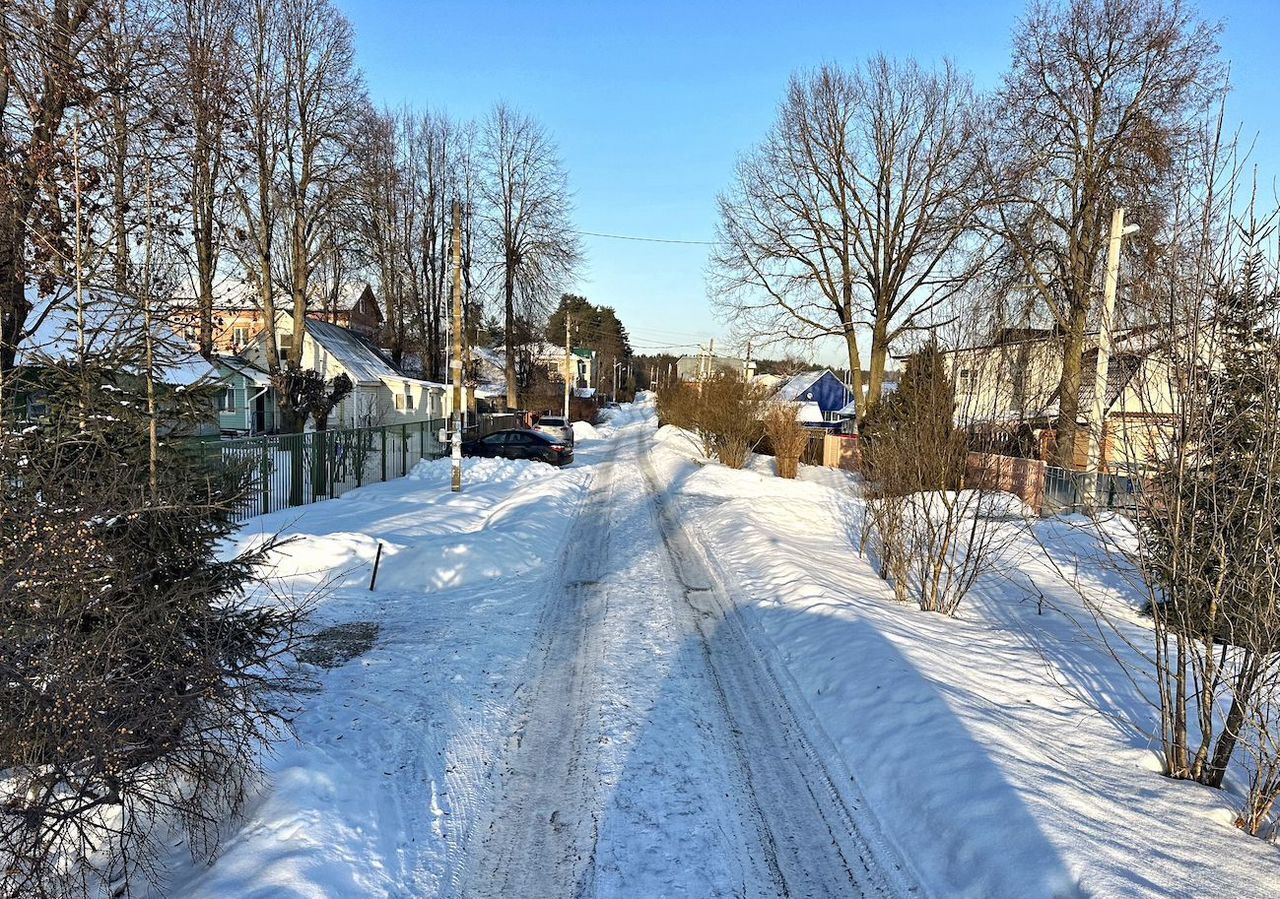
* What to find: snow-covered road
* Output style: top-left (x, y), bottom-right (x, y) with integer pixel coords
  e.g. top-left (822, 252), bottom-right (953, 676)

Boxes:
top-left (451, 424), bottom-right (914, 898)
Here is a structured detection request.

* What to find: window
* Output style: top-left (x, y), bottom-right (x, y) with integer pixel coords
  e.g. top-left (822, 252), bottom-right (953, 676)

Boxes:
top-left (395, 393), bottom-right (405, 411)
top-left (957, 368), bottom-right (975, 393)
top-left (277, 332), bottom-right (292, 364)
top-left (219, 385), bottom-right (236, 413)
top-left (405, 389), bottom-right (414, 411)
top-left (233, 326), bottom-right (249, 347)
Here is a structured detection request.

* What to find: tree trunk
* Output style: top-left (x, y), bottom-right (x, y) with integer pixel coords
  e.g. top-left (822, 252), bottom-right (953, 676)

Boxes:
top-left (842, 327), bottom-right (865, 418)
top-left (0, 248), bottom-right (29, 376)
top-left (1207, 658), bottom-right (1263, 788)
top-left (1052, 307), bottom-right (1088, 469)
top-left (867, 317), bottom-right (890, 414)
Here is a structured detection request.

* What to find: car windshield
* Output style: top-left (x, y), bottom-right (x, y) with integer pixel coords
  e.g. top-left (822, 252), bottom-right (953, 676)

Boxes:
top-left (540, 418), bottom-right (566, 427)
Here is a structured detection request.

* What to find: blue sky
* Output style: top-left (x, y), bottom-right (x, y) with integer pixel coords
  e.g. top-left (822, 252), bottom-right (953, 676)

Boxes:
top-left (339, 0), bottom-right (1279, 364)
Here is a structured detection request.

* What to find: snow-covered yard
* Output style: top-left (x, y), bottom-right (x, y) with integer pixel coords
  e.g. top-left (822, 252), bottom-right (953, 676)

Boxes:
top-left (650, 415), bottom-right (1280, 898)
top-left (165, 397), bottom-right (1280, 898)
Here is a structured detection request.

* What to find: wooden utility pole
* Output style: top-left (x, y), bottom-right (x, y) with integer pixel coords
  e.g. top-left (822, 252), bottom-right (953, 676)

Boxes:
top-left (563, 313), bottom-right (572, 419)
top-left (450, 199), bottom-right (464, 493)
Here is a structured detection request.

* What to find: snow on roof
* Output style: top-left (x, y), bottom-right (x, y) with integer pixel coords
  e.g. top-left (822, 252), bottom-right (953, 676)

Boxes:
top-left (216, 357), bottom-right (273, 387)
top-left (378, 375), bottom-right (446, 392)
top-left (18, 284), bottom-right (217, 387)
top-left (835, 399), bottom-right (859, 417)
top-left (573, 387), bottom-right (597, 398)
top-left (796, 401), bottom-right (825, 423)
top-left (774, 370), bottom-right (829, 402)
top-left (304, 318), bottom-right (403, 385)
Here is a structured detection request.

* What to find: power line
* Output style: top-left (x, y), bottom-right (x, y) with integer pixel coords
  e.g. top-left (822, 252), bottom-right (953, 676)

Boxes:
top-left (574, 229), bottom-right (715, 246)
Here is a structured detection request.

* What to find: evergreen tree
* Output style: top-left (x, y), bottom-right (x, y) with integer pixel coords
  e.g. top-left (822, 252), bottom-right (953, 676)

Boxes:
top-left (0, 348), bottom-right (307, 896)
top-left (862, 340), bottom-right (965, 491)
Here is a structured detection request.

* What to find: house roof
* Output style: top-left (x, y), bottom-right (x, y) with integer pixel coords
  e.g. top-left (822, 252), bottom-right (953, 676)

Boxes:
top-left (1046, 349), bottom-right (1144, 421)
top-left (18, 284), bottom-right (217, 386)
top-left (773, 369), bottom-right (832, 402)
top-left (216, 357), bottom-right (272, 387)
top-left (182, 276), bottom-right (380, 316)
top-left (303, 317), bottom-right (403, 385)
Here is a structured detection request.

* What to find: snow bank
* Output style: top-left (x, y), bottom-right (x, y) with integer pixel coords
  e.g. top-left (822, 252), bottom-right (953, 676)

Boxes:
top-left (647, 404), bottom-right (1280, 898)
top-left (572, 419), bottom-right (601, 441)
top-left (407, 453), bottom-right (558, 487)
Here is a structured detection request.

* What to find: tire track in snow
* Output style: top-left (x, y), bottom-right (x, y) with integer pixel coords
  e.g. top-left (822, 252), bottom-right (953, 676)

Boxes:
top-left (451, 422), bottom-right (919, 898)
top-left (635, 431), bottom-right (921, 899)
top-left (449, 456), bottom-right (618, 899)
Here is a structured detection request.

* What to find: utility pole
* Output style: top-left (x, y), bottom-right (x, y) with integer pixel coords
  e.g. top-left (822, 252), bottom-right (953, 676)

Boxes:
top-left (1084, 206), bottom-right (1139, 507)
top-left (450, 199), bottom-right (464, 493)
top-left (563, 313), bottom-right (571, 419)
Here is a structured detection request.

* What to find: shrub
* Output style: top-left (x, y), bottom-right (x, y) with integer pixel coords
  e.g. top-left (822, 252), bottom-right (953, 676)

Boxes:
top-left (701, 373), bottom-right (766, 469)
top-left (763, 402), bottom-right (808, 478)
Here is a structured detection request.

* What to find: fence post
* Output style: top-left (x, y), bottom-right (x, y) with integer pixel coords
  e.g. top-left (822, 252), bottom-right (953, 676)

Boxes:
top-left (261, 438), bottom-right (271, 515)
top-left (381, 426), bottom-right (387, 481)
top-left (328, 430), bottom-right (336, 498)
top-left (356, 428), bottom-right (363, 488)
top-left (401, 424), bottom-right (408, 477)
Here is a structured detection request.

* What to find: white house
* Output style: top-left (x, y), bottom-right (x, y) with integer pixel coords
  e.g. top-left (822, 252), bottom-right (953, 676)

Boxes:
top-left (239, 315), bottom-right (448, 429)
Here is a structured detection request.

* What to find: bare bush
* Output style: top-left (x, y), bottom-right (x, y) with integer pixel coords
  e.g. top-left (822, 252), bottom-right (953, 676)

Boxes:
top-left (701, 374), bottom-right (766, 470)
top-left (861, 342), bottom-right (1005, 614)
top-left (763, 402), bottom-right (808, 478)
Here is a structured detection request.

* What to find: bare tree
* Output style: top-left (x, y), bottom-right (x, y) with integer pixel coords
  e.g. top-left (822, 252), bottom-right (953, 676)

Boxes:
top-left (0, 0), bottom-right (106, 379)
top-left (231, 0), bottom-right (361, 432)
top-left (985, 0), bottom-right (1223, 469)
top-left (713, 58), bottom-right (986, 413)
top-left (164, 0), bottom-right (241, 357)
top-left (479, 103), bottom-right (578, 408)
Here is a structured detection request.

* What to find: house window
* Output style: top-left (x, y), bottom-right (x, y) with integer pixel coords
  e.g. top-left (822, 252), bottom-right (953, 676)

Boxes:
top-left (395, 393), bottom-right (406, 411)
top-left (277, 332), bottom-right (292, 364)
top-left (233, 326), bottom-right (249, 347)
top-left (405, 391), bottom-right (414, 411)
top-left (957, 368), bottom-right (975, 393)
top-left (219, 385), bottom-right (236, 413)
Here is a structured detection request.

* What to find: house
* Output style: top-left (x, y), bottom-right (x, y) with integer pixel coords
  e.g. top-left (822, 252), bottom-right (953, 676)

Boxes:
top-left (941, 325), bottom-right (1183, 469)
top-left (676, 353), bottom-right (755, 382)
top-left (213, 358), bottom-right (278, 436)
top-left (769, 369), bottom-right (858, 428)
top-left (13, 284), bottom-right (220, 434)
top-left (238, 315), bottom-right (448, 429)
top-left (530, 342), bottom-right (597, 388)
top-left (175, 278), bottom-right (384, 355)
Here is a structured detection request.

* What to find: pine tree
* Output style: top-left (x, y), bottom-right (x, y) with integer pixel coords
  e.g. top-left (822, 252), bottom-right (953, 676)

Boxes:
top-left (0, 347), bottom-right (307, 897)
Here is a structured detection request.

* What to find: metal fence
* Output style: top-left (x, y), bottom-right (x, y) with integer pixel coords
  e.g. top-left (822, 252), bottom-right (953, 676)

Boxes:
top-left (1043, 465), bottom-right (1141, 514)
top-left (203, 412), bottom-right (528, 523)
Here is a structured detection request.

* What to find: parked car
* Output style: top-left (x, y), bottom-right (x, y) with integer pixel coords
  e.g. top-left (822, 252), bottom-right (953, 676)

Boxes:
top-left (462, 429), bottom-right (574, 467)
top-left (534, 415), bottom-right (574, 445)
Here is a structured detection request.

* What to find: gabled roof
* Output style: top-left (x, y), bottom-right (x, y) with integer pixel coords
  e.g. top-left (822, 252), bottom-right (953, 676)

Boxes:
top-left (215, 357), bottom-right (272, 387)
top-left (19, 284), bottom-right (217, 386)
top-left (304, 317), bottom-right (403, 385)
top-left (773, 369), bottom-right (831, 402)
